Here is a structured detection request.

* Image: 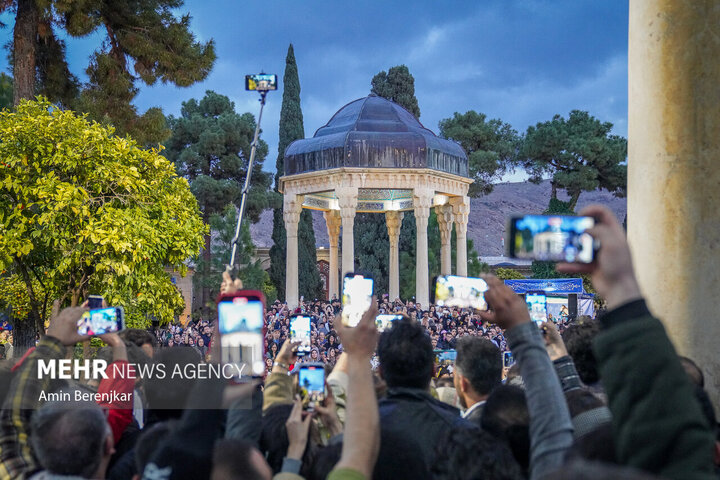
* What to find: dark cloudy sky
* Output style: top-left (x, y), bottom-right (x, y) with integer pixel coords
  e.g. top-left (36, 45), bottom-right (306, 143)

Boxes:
top-left (1, 1), bottom-right (629, 181)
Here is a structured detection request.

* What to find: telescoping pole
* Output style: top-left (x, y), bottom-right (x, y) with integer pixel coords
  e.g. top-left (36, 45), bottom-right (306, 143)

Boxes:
top-left (228, 90), bottom-right (268, 269)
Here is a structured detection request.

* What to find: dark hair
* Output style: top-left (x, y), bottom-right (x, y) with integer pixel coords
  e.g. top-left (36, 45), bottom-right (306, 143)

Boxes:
top-left (212, 439), bottom-right (269, 480)
top-left (679, 356), bottom-right (704, 388)
top-left (30, 399), bottom-right (108, 478)
top-left (567, 423), bottom-right (616, 464)
top-left (562, 321), bottom-right (600, 384)
top-left (119, 328), bottom-right (156, 348)
top-left (565, 388), bottom-right (605, 418)
top-left (455, 337), bottom-right (502, 396)
top-left (431, 427), bottom-right (524, 480)
top-left (481, 385), bottom-right (530, 474)
top-left (134, 421), bottom-right (176, 474)
top-left (378, 317), bottom-right (433, 389)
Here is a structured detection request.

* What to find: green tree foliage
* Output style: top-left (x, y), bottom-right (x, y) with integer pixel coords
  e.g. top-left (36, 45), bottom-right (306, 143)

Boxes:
top-left (199, 206), bottom-right (277, 305)
top-left (2, 0), bottom-right (215, 144)
top-left (371, 65), bottom-right (420, 119)
top-left (297, 210), bottom-right (322, 300)
top-left (0, 73), bottom-right (13, 110)
top-left (355, 213), bottom-right (390, 295)
top-left (0, 98), bottom-right (206, 349)
top-left (520, 110), bottom-right (627, 211)
top-left (495, 267), bottom-right (526, 280)
top-left (439, 111), bottom-right (520, 196)
top-left (165, 90), bottom-right (273, 314)
top-left (270, 44), bottom-right (321, 300)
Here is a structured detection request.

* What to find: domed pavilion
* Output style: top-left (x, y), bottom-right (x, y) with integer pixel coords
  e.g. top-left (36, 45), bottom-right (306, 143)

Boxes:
top-left (278, 95), bottom-right (473, 308)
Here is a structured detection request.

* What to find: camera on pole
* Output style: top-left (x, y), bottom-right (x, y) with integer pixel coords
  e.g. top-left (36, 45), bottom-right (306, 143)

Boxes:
top-left (227, 73), bottom-right (278, 270)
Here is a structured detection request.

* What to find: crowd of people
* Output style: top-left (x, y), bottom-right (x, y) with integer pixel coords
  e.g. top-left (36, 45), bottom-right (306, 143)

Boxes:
top-left (0, 206), bottom-right (718, 480)
top-left (153, 297), bottom-right (576, 377)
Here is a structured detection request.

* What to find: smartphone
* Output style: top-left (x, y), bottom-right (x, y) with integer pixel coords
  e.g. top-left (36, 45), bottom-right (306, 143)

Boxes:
top-left (77, 307), bottom-right (125, 336)
top-left (526, 292), bottom-right (548, 324)
top-left (341, 273), bottom-right (374, 327)
top-left (431, 275), bottom-right (488, 310)
top-left (217, 291), bottom-right (266, 377)
top-left (298, 363), bottom-right (325, 410)
top-left (87, 295), bottom-right (104, 309)
top-left (290, 314), bottom-right (312, 356)
top-left (438, 350), bottom-right (457, 364)
top-left (245, 73), bottom-right (278, 91)
top-left (507, 214), bottom-right (596, 263)
top-left (375, 314), bottom-right (403, 332)
top-left (503, 351), bottom-right (515, 368)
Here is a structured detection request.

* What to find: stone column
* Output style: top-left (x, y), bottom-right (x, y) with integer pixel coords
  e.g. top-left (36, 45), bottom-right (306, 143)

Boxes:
top-left (323, 210), bottom-right (342, 300)
top-left (413, 188), bottom-right (434, 308)
top-left (284, 194), bottom-right (304, 309)
top-left (385, 211), bottom-right (403, 301)
top-left (628, 2), bottom-right (720, 405)
top-left (450, 196), bottom-right (470, 277)
top-left (436, 204), bottom-right (454, 275)
top-left (336, 186), bottom-right (358, 278)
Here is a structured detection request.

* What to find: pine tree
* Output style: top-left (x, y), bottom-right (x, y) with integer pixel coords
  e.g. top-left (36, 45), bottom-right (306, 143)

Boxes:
top-left (165, 91), bottom-right (273, 315)
top-left (270, 44), bottom-right (322, 300)
top-left (3, 0), bottom-right (215, 144)
top-left (371, 65), bottom-right (420, 118)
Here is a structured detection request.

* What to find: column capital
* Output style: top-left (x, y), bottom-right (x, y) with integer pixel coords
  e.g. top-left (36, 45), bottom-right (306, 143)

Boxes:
top-left (450, 195), bottom-right (470, 233)
top-left (385, 211), bottom-right (404, 247)
top-left (323, 210), bottom-right (342, 247)
top-left (283, 194), bottom-right (304, 236)
top-left (336, 186), bottom-right (359, 220)
top-left (413, 187), bottom-right (434, 228)
top-left (435, 204), bottom-right (454, 245)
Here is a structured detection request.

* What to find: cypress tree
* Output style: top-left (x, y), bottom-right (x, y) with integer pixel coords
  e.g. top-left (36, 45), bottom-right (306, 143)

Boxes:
top-left (270, 44), bottom-right (322, 300)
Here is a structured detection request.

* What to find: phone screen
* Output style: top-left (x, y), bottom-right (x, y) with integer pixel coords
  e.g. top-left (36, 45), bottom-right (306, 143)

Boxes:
top-left (375, 314), bottom-right (403, 332)
top-left (434, 275), bottom-right (488, 310)
top-left (342, 274), bottom-right (374, 327)
top-left (218, 297), bottom-right (265, 376)
top-left (290, 315), bottom-right (312, 355)
top-left (509, 215), bottom-right (595, 263)
top-left (438, 350), bottom-right (457, 364)
top-left (245, 73), bottom-right (278, 91)
top-left (77, 307), bottom-right (124, 336)
top-left (503, 351), bottom-right (515, 368)
top-left (299, 364), bottom-right (325, 407)
top-left (526, 292), bottom-right (548, 324)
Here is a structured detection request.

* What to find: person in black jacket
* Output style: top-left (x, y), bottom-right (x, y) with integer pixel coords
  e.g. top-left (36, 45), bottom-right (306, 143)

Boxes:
top-left (376, 317), bottom-right (474, 473)
top-left (453, 336), bottom-right (502, 425)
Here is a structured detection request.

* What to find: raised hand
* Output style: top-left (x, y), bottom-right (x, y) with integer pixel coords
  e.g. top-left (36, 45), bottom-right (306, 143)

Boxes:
top-left (556, 205), bottom-right (641, 310)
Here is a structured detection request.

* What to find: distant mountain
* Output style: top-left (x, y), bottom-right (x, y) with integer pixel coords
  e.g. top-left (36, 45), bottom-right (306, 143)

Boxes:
top-left (250, 180), bottom-right (627, 257)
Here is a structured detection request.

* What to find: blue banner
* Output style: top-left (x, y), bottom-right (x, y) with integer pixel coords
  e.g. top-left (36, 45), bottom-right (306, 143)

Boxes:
top-left (504, 278), bottom-right (585, 294)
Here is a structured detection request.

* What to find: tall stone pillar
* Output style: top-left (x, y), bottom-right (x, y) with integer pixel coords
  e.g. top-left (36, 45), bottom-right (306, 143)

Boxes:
top-left (284, 194), bottom-right (304, 309)
top-left (436, 204), bottom-right (454, 275)
top-left (413, 188), bottom-right (434, 308)
top-left (385, 211), bottom-right (403, 301)
top-left (323, 210), bottom-right (342, 300)
top-left (629, 2), bottom-right (720, 405)
top-left (451, 196), bottom-right (470, 277)
top-left (336, 187), bottom-right (358, 278)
